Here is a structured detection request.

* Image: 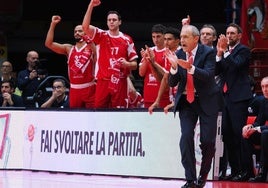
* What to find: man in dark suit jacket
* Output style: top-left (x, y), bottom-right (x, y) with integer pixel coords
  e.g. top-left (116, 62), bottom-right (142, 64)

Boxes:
top-left (216, 23), bottom-right (253, 181)
top-left (0, 80), bottom-right (24, 107)
top-left (242, 76), bottom-right (268, 182)
top-left (166, 25), bottom-right (220, 188)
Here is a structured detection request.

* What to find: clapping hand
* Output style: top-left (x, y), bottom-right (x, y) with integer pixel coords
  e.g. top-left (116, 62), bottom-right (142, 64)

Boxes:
top-left (216, 34), bottom-right (228, 56)
top-left (145, 45), bottom-right (155, 63)
top-left (165, 49), bottom-right (178, 69)
top-left (165, 49), bottom-right (192, 70)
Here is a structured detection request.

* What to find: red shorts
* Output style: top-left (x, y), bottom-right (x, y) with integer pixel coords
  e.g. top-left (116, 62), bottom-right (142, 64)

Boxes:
top-left (95, 79), bottom-right (128, 108)
top-left (69, 84), bottom-right (96, 108)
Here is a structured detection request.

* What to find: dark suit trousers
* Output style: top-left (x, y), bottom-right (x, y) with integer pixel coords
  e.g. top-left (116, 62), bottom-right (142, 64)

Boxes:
top-left (244, 129), bottom-right (268, 171)
top-left (222, 96), bottom-right (250, 174)
top-left (178, 96), bottom-right (218, 181)
top-left (261, 130), bottom-right (268, 168)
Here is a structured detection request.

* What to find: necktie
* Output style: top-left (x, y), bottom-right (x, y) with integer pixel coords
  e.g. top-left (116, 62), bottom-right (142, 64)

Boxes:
top-left (186, 53), bottom-right (194, 103)
top-left (222, 48), bottom-right (232, 93)
top-left (223, 82), bottom-right (228, 93)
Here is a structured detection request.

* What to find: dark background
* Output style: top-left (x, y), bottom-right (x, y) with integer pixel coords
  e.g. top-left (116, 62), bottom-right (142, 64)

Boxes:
top-left (1, 0), bottom-right (240, 83)
top-left (22, 1), bottom-right (227, 23)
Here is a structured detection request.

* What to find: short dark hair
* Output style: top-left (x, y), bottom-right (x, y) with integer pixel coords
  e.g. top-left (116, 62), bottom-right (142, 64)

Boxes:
top-left (1, 80), bottom-right (15, 89)
top-left (151, 24), bottom-right (166, 34)
top-left (107, 11), bottom-right (121, 20)
top-left (228, 23), bottom-right (242, 34)
top-left (164, 26), bottom-right (180, 39)
top-left (53, 79), bottom-right (66, 87)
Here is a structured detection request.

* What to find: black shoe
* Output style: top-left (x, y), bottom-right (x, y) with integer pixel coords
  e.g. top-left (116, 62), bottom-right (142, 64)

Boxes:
top-left (232, 171), bottom-right (251, 182)
top-left (248, 174), bottom-right (266, 183)
top-left (218, 170), bottom-right (226, 180)
top-left (196, 175), bottom-right (207, 188)
top-left (218, 173), bottom-right (235, 181)
top-left (181, 181), bottom-right (196, 188)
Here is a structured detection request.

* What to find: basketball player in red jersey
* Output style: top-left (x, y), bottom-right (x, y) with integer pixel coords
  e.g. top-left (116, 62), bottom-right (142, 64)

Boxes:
top-left (45, 15), bottom-right (96, 108)
top-left (139, 24), bottom-right (171, 109)
top-left (82, 0), bottom-right (138, 108)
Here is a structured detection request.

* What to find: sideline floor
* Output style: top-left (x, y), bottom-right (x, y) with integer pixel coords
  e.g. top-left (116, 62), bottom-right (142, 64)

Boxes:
top-left (0, 170), bottom-right (267, 188)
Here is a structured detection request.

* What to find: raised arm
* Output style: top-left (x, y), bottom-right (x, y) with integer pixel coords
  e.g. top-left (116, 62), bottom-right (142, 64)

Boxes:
top-left (45, 15), bottom-right (71, 55)
top-left (82, 0), bottom-right (101, 38)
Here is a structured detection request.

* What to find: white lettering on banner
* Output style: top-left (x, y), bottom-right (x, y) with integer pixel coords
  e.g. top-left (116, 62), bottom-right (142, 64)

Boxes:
top-left (40, 130), bottom-right (144, 157)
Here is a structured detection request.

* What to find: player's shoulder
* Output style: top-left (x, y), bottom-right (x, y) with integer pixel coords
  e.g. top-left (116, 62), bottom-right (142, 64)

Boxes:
top-left (120, 31), bottom-right (134, 41)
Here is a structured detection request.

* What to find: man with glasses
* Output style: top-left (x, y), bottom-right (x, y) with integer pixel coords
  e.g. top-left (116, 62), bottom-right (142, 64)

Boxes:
top-left (40, 79), bottom-right (69, 108)
top-left (0, 60), bottom-right (20, 94)
top-left (1, 60), bottom-right (16, 83)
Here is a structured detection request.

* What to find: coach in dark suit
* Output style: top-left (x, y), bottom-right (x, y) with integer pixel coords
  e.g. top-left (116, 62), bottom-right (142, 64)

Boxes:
top-left (216, 23), bottom-right (253, 181)
top-left (167, 25), bottom-right (220, 188)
